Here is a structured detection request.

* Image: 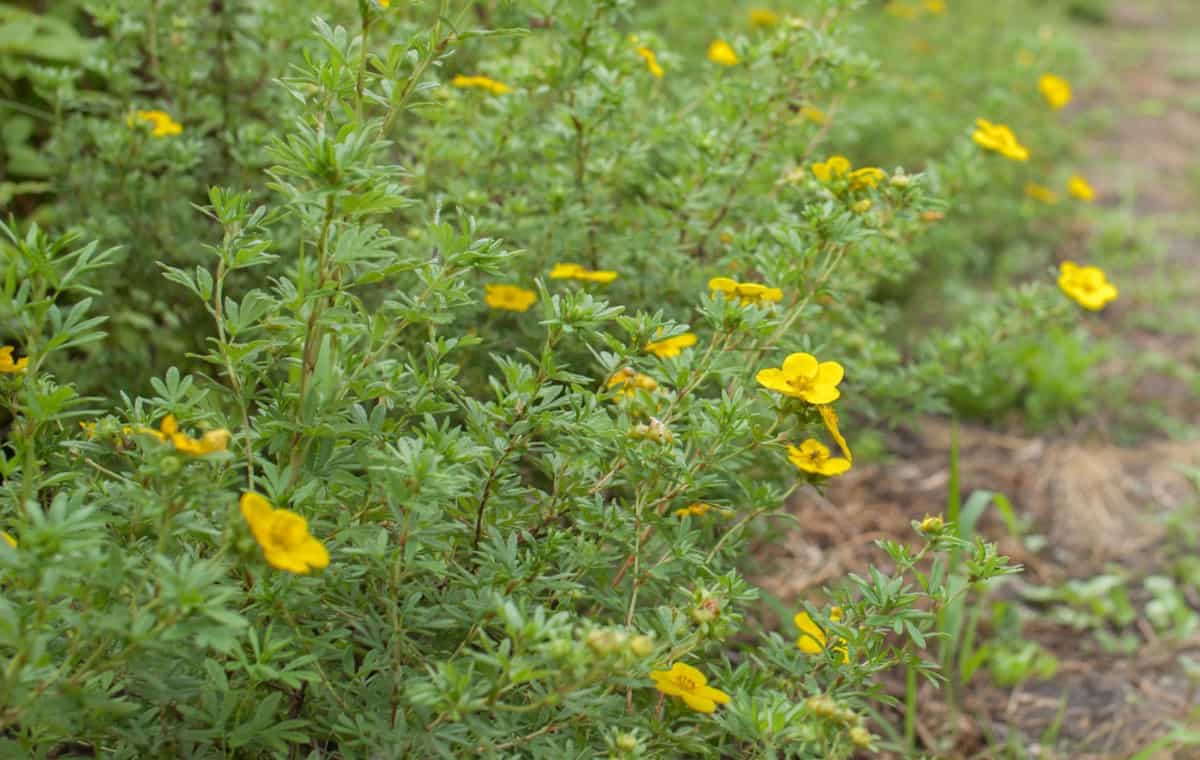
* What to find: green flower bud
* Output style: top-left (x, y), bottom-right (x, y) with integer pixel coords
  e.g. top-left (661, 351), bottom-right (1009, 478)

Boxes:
top-left (629, 635), bottom-right (654, 657)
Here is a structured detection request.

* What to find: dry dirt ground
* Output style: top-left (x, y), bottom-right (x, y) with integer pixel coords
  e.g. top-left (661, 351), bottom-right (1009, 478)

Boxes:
top-left (755, 1), bottom-right (1200, 757)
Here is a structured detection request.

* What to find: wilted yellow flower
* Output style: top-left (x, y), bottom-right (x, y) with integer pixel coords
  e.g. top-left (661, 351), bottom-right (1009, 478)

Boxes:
top-left (645, 332), bottom-right (697, 358)
top-left (708, 277), bottom-right (783, 306)
top-left (649, 663), bottom-right (732, 713)
top-left (549, 263), bottom-right (618, 283)
top-left (788, 440), bottom-right (851, 477)
top-left (452, 74), bottom-right (512, 95)
top-left (240, 492), bottom-right (330, 575)
top-left (1058, 261), bottom-right (1117, 311)
top-left (818, 405), bottom-right (852, 463)
top-left (795, 608), bottom-right (848, 662)
top-left (848, 167), bottom-right (886, 190)
top-left (748, 8), bottom-right (781, 27)
top-left (1, 531), bottom-right (15, 548)
top-left (798, 105), bottom-right (826, 124)
top-left (636, 46), bottom-right (664, 78)
top-left (811, 155), bottom-right (851, 182)
top-left (972, 118), bottom-right (1029, 161)
top-left (1025, 183), bottom-right (1059, 204)
top-left (607, 367), bottom-right (658, 397)
top-left (128, 109), bottom-right (183, 137)
top-left (707, 40), bottom-right (739, 66)
top-left (484, 284), bottom-right (537, 312)
top-left (0, 346), bottom-right (29, 374)
top-left (674, 502), bottom-right (713, 518)
top-left (1038, 74), bottom-right (1072, 110)
top-left (1067, 174), bottom-right (1095, 202)
top-left (924, 0), bottom-right (947, 14)
top-left (158, 414), bottom-right (231, 456)
top-left (756, 352), bottom-right (844, 404)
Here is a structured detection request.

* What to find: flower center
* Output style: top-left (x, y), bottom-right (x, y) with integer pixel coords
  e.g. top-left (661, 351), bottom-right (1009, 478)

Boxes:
top-left (676, 676), bottom-right (697, 692)
top-left (787, 375), bottom-right (815, 392)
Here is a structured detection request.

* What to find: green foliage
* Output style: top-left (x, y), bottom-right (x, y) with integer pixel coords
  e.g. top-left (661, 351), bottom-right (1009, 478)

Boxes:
top-left (0, 0), bottom-right (1121, 756)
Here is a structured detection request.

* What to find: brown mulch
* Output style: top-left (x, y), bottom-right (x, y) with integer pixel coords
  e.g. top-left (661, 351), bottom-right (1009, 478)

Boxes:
top-left (751, 420), bottom-right (1200, 758)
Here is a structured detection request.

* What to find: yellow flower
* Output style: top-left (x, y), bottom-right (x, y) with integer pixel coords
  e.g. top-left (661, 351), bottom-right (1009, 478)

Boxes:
top-left (240, 492), bottom-right (330, 575)
top-left (798, 105), bottom-right (826, 125)
top-left (795, 608), bottom-right (848, 662)
top-left (607, 367), bottom-right (658, 398)
top-left (674, 502), bottom-right (713, 518)
top-left (851, 199), bottom-right (872, 214)
top-left (649, 663), bottom-right (732, 713)
top-left (0, 346), bottom-right (29, 374)
top-left (645, 332), bottom-right (697, 358)
top-left (157, 415), bottom-right (231, 456)
top-left (707, 40), bottom-right (739, 66)
top-left (748, 8), bottom-right (781, 27)
top-left (378, 0), bottom-right (390, 6)
top-left (1038, 74), bottom-right (1072, 110)
top-left (2, 531), bottom-right (15, 548)
top-left (924, 0), bottom-right (947, 13)
top-left (128, 109), bottom-right (183, 137)
top-left (484, 284), bottom-right (538, 312)
top-left (755, 352), bottom-right (844, 404)
top-left (1067, 174), bottom-right (1095, 202)
top-left (919, 514), bottom-right (944, 533)
top-left (1025, 183), bottom-right (1059, 204)
top-left (549, 263), bottom-right (618, 284)
top-left (708, 277), bottom-right (783, 306)
top-left (452, 74), bottom-right (512, 95)
top-left (636, 46), bottom-right (664, 78)
top-left (848, 167), bottom-right (886, 190)
top-left (1058, 261), bottom-right (1117, 311)
top-left (788, 439), bottom-right (851, 477)
top-left (80, 421), bottom-right (97, 439)
top-left (811, 155), bottom-right (852, 182)
top-left (972, 118), bottom-right (1029, 161)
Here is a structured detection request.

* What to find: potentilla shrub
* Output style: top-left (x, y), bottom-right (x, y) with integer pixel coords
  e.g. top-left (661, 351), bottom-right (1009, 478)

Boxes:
top-left (0, 0), bottom-right (1114, 757)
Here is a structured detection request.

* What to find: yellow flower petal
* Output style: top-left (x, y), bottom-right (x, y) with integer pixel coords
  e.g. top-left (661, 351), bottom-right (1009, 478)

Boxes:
top-left (707, 40), bottom-right (739, 66)
top-left (781, 352), bottom-right (819, 378)
top-left (794, 611), bottom-right (828, 653)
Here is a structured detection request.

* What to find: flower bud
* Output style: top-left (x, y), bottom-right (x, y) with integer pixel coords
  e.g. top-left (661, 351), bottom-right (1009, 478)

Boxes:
top-left (630, 635), bottom-right (654, 657)
top-left (852, 199), bottom-right (872, 214)
top-left (691, 596), bottom-right (720, 624)
top-left (615, 733), bottom-right (638, 751)
top-left (919, 514), bottom-right (944, 533)
top-left (805, 694), bottom-right (838, 718)
top-left (586, 630), bottom-right (618, 655)
top-left (850, 725), bottom-right (874, 748)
